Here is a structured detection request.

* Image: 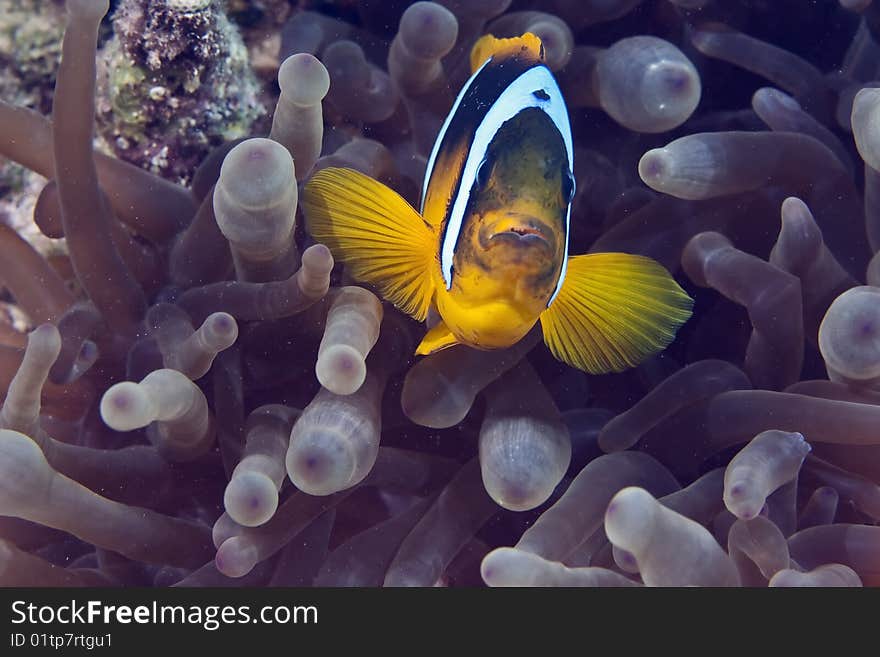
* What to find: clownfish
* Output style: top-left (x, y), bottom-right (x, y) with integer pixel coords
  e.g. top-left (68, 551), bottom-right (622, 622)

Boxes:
top-left (302, 33), bottom-right (693, 374)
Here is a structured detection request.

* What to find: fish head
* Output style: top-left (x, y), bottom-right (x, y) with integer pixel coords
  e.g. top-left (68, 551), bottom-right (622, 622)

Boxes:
top-left (454, 107), bottom-right (573, 299)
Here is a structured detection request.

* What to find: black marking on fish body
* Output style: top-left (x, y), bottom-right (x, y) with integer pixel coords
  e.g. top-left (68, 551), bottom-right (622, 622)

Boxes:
top-left (424, 53), bottom-right (549, 274)
top-left (533, 89), bottom-right (550, 101)
top-left (440, 64), bottom-right (571, 288)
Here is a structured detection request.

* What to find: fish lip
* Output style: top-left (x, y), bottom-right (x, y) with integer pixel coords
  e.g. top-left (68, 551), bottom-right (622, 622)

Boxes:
top-left (489, 231), bottom-right (551, 248)
top-left (483, 222), bottom-right (554, 249)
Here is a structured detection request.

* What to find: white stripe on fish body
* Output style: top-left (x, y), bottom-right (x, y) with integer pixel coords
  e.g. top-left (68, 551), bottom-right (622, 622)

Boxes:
top-left (420, 58), bottom-right (491, 215)
top-left (438, 63), bottom-right (574, 305)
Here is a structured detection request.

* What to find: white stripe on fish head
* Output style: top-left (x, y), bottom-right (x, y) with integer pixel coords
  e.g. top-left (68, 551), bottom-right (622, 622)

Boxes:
top-left (439, 64), bottom-right (574, 303)
top-left (420, 59), bottom-right (492, 214)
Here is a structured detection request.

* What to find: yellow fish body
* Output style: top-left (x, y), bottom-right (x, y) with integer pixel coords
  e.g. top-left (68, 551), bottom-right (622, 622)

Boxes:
top-left (302, 33), bottom-right (693, 374)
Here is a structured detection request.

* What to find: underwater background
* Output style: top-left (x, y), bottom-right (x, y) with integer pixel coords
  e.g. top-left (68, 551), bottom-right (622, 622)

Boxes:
top-left (0, 0), bottom-right (878, 587)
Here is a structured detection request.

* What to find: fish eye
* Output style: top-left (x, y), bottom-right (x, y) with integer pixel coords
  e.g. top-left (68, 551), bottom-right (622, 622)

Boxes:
top-left (476, 156), bottom-right (493, 189)
top-left (562, 169), bottom-right (576, 204)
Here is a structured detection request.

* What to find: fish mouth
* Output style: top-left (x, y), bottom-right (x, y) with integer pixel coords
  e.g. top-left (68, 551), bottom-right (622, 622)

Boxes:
top-left (481, 217), bottom-right (555, 250)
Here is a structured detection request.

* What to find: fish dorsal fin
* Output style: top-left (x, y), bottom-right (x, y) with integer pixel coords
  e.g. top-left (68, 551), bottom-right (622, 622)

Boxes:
top-left (540, 253), bottom-right (693, 374)
top-left (415, 319), bottom-right (460, 355)
top-left (302, 167), bottom-right (436, 322)
top-left (470, 32), bottom-right (544, 74)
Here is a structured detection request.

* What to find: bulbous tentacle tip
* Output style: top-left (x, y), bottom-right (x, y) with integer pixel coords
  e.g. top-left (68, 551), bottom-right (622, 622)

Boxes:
top-left (753, 86), bottom-right (802, 114)
top-left (479, 547), bottom-right (517, 586)
top-left (689, 25), bottom-right (722, 52)
top-left (0, 429), bottom-right (53, 515)
top-left (0, 429), bottom-right (49, 470)
top-left (301, 243), bottom-right (334, 272)
top-left (217, 138), bottom-right (295, 211)
top-left (819, 286), bottom-right (880, 382)
top-left (215, 536), bottom-right (259, 578)
top-left (604, 486), bottom-right (656, 549)
top-left (780, 196), bottom-right (812, 222)
top-left (224, 472), bottom-right (279, 528)
top-left (203, 312), bottom-right (239, 348)
top-left (644, 59), bottom-right (700, 106)
top-left (401, 373), bottom-right (471, 429)
top-left (100, 382), bottom-right (155, 432)
top-left (852, 87), bottom-right (880, 170)
top-left (29, 322), bottom-right (62, 358)
top-left (279, 54), bottom-right (331, 105)
top-left (316, 345), bottom-right (367, 395)
top-left (286, 430), bottom-right (356, 496)
top-left (399, 2), bottom-right (458, 59)
top-left (638, 148), bottom-right (668, 185)
top-left (66, 0), bottom-right (110, 22)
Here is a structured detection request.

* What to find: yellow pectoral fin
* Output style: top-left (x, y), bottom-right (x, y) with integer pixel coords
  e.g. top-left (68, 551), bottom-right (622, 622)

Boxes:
top-left (540, 253), bottom-right (693, 374)
top-left (470, 32), bottom-right (545, 73)
top-left (415, 320), bottom-right (461, 356)
top-left (302, 167), bottom-right (436, 322)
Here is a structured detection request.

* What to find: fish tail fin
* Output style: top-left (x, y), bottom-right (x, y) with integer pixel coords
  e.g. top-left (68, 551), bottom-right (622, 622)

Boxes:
top-left (302, 167), bottom-right (436, 322)
top-left (540, 253), bottom-right (693, 374)
top-left (470, 32), bottom-right (545, 73)
top-left (415, 319), bottom-right (460, 355)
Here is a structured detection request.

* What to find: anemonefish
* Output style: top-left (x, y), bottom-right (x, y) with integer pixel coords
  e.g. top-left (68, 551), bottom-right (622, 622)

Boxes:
top-left (302, 33), bottom-right (693, 374)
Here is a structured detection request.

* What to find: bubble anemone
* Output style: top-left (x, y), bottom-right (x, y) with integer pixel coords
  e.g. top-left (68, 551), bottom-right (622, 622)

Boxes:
top-left (0, 0), bottom-right (878, 588)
